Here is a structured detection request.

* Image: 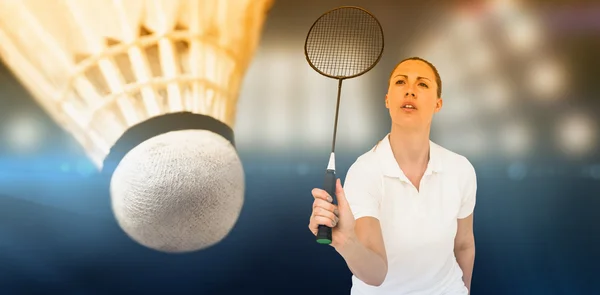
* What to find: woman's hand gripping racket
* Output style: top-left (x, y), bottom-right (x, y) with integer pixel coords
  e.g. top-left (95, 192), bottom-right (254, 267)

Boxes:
top-left (304, 6), bottom-right (384, 245)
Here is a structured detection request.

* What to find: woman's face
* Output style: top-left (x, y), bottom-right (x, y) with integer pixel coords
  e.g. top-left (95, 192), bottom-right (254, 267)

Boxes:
top-left (386, 59), bottom-right (442, 130)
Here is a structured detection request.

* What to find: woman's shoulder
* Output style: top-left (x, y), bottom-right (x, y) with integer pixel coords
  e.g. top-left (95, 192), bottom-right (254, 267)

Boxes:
top-left (431, 141), bottom-right (476, 176)
top-left (344, 145), bottom-right (385, 194)
top-left (351, 141), bottom-right (384, 168)
top-left (342, 142), bottom-right (383, 181)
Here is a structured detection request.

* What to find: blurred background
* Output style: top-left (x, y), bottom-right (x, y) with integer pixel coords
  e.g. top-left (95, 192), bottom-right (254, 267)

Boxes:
top-left (1, 0), bottom-right (599, 294)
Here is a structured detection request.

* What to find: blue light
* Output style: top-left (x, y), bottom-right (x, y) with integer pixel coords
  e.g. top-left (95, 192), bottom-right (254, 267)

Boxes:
top-left (296, 163), bottom-right (310, 176)
top-left (60, 163), bottom-right (70, 172)
top-left (75, 161), bottom-right (96, 177)
top-left (507, 162), bottom-right (527, 180)
top-left (589, 165), bottom-right (600, 180)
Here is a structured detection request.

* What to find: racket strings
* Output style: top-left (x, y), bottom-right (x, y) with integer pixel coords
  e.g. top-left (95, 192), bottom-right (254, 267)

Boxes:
top-left (306, 7), bottom-right (383, 78)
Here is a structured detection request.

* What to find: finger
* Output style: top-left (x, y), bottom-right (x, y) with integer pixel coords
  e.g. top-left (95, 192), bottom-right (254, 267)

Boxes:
top-left (313, 206), bottom-right (338, 222)
top-left (335, 178), bottom-right (347, 207)
top-left (309, 213), bottom-right (318, 234)
top-left (312, 207), bottom-right (339, 226)
top-left (312, 215), bottom-right (337, 228)
top-left (309, 215), bottom-right (333, 234)
top-left (309, 211), bottom-right (336, 229)
top-left (312, 188), bottom-right (333, 203)
top-left (308, 219), bottom-right (318, 235)
top-left (312, 199), bottom-right (338, 216)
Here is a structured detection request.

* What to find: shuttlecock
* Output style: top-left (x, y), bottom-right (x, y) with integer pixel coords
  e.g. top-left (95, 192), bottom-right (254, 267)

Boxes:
top-left (0, 0), bottom-right (274, 253)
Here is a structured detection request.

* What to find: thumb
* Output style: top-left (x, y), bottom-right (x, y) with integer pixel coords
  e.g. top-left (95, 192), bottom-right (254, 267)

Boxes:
top-left (335, 178), bottom-right (348, 207)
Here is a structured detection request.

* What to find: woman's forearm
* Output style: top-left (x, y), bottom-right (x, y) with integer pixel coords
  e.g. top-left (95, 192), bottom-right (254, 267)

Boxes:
top-left (336, 234), bottom-right (388, 287)
top-left (455, 245), bottom-right (475, 292)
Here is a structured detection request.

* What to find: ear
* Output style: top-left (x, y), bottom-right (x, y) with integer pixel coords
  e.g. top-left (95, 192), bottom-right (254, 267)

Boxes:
top-left (434, 97), bottom-right (443, 113)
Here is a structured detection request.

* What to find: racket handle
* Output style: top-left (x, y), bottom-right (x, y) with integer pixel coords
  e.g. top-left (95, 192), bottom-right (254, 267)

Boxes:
top-left (316, 168), bottom-right (337, 245)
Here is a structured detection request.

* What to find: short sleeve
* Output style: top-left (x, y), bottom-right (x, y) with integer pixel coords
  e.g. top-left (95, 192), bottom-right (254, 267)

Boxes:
top-left (343, 158), bottom-right (382, 220)
top-left (457, 158), bottom-right (477, 219)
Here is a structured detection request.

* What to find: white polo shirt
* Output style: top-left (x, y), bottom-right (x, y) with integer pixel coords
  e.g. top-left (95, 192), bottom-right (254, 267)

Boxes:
top-left (344, 133), bottom-right (477, 295)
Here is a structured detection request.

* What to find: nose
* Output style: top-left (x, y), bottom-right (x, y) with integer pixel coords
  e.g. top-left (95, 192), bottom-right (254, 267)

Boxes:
top-left (404, 83), bottom-right (416, 98)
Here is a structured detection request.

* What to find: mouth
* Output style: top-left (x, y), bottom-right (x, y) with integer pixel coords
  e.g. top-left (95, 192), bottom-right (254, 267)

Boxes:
top-left (401, 103), bottom-right (417, 110)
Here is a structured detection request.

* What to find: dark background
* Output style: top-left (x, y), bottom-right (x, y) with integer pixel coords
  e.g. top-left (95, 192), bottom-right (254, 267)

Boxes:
top-left (1, 0), bottom-right (599, 294)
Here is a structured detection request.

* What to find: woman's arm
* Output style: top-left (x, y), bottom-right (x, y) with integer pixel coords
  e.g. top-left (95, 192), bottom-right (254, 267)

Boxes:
top-left (335, 217), bottom-right (388, 287)
top-left (311, 157), bottom-right (388, 287)
top-left (454, 213), bottom-right (475, 293)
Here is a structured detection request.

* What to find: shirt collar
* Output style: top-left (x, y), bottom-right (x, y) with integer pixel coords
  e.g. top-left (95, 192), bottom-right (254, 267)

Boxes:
top-left (372, 133), bottom-right (443, 179)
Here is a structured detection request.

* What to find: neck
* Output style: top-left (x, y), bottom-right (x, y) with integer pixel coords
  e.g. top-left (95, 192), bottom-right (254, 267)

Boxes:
top-left (389, 123), bottom-right (431, 170)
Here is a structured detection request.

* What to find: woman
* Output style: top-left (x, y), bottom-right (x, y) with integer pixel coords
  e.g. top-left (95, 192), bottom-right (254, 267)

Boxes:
top-left (309, 57), bottom-right (477, 295)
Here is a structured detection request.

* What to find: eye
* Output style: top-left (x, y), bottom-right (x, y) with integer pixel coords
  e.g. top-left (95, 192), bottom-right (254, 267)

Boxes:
top-left (419, 82), bottom-right (428, 88)
top-left (395, 80), bottom-right (405, 85)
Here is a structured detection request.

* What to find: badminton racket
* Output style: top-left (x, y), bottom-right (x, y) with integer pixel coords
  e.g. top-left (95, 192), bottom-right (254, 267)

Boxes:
top-left (304, 6), bottom-right (384, 245)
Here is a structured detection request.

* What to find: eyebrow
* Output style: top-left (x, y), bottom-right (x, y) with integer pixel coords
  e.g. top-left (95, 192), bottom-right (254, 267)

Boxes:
top-left (393, 74), bottom-right (432, 82)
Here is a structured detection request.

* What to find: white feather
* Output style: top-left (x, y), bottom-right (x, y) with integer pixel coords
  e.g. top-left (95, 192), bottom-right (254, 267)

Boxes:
top-left (0, 0), bottom-right (274, 168)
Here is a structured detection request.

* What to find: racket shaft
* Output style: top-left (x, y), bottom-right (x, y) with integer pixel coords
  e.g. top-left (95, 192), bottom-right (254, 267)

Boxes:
top-left (316, 169), bottom-right (336, 244)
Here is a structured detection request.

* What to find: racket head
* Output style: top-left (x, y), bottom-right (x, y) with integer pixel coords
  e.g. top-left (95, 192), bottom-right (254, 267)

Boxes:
top-left (304, 6), bottom-right (385, 80)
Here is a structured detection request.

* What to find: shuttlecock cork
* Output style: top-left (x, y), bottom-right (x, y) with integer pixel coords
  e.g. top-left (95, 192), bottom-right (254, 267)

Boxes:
top-left (0, 0), bottom-right (274, 253)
